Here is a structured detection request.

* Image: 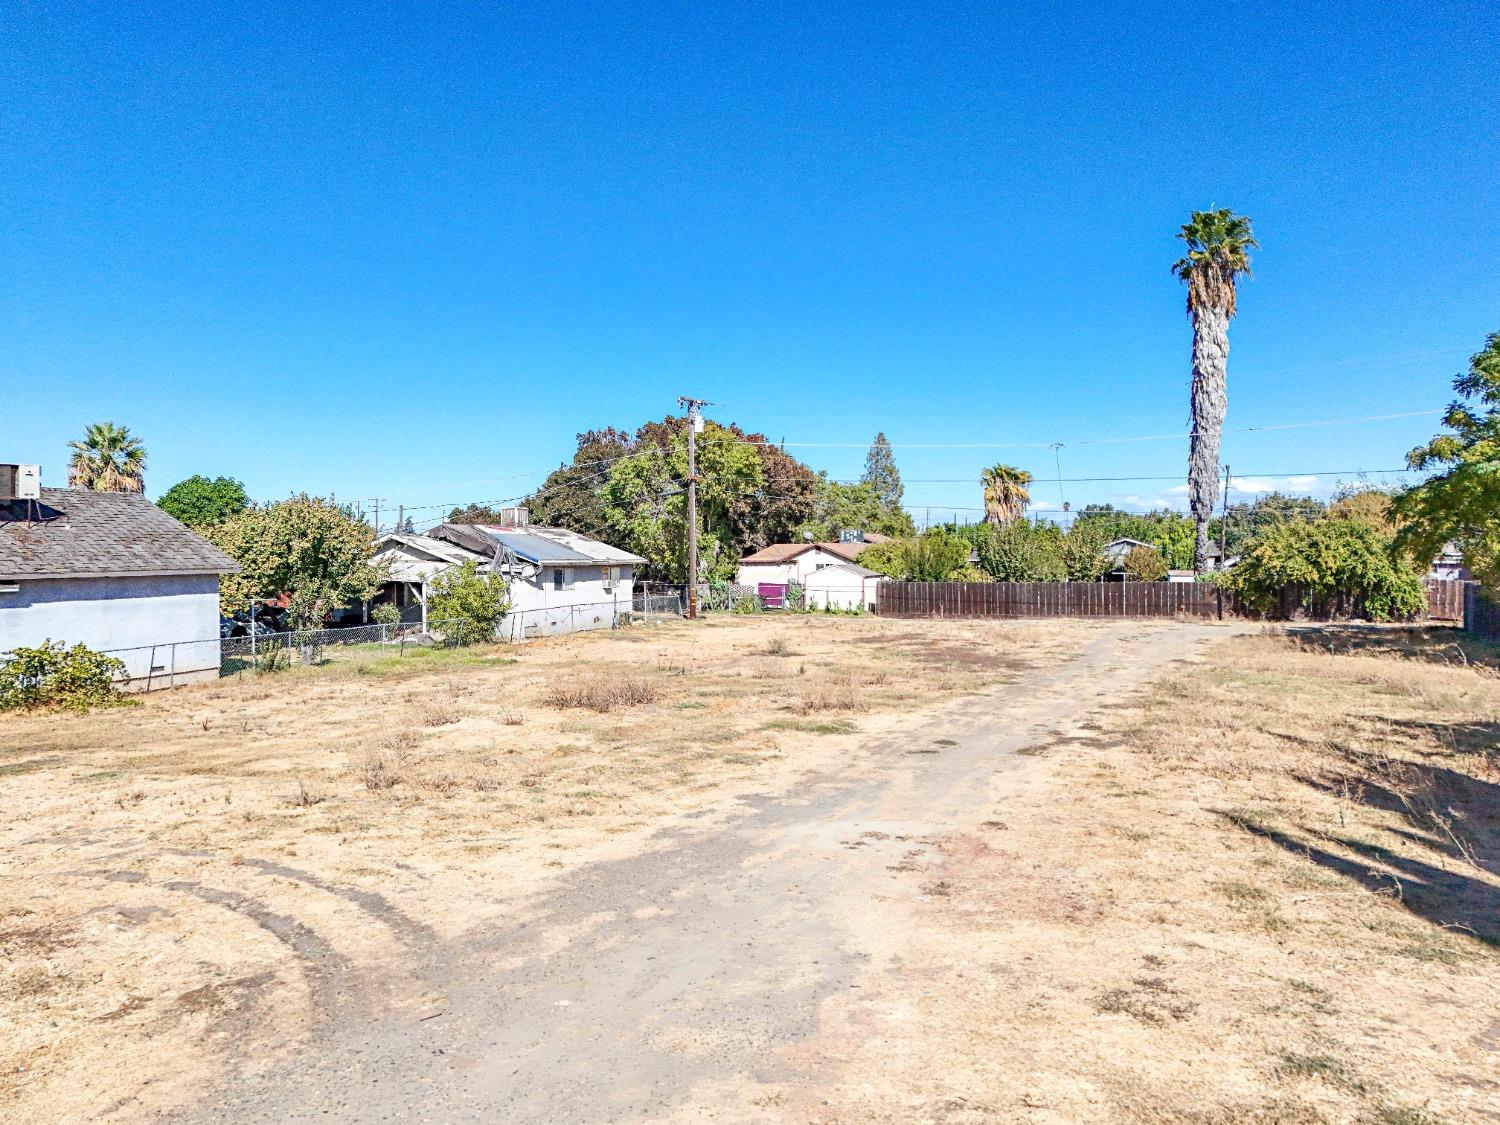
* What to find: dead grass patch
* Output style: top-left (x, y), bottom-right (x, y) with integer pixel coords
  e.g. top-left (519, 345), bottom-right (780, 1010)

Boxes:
top-left (0, 613), bottom-right (1087, 1121)
top-left (546, 676), bottom-right (659, 712)
top-left (813, 626), bottom-right (1500, 1125)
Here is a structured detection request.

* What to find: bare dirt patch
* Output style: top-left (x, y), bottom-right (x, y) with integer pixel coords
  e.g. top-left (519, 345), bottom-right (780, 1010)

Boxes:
top-left (809, 627), bottom-right (1500, 1124)
top-left (0, 613), bottom-right (1088, 1122)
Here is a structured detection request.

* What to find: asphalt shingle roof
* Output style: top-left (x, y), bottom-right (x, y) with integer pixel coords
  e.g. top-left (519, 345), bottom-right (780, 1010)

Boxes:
top-left (0, 487), bottom-right (240, 580)
top-left (740, 540), bottom-right (875, 565)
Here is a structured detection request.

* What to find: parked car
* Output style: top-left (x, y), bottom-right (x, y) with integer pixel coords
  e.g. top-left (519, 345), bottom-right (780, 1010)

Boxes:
top-left (219, 616), bottom-right (280, 639)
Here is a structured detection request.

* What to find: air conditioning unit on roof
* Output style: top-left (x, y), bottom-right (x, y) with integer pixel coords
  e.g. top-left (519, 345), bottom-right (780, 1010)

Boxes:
top-left (0, 464), bottom-right (41, 501)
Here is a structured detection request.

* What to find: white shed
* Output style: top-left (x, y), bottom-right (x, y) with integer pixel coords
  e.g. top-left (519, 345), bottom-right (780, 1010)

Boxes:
top-left (803, 562), bottom-right (884, 612)
top-left (0, 487), bottom-right (240, 689)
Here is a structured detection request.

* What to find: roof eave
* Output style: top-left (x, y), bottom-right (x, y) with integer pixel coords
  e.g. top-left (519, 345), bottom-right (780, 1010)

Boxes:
top-left (0, 566), bottom-right (240, 581)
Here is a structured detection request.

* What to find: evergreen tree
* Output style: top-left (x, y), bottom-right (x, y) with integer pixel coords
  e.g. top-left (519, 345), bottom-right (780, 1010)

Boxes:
top-left (862, 433), bottom-right (903, 510)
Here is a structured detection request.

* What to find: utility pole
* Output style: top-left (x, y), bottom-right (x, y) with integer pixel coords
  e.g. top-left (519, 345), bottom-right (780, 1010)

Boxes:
top-left (397, 504), bottom-right (404, 534)
top-left (373, 499), bottom-right (381, 537)
top-left (1218, 464), bottom-right (1232, 568)
top-left (678, 397), bottom-right (710, 619)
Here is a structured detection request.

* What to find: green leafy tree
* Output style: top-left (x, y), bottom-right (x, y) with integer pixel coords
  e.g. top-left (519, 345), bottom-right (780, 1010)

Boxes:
top-left (860, 531), bottom-right (972, 581)
top-left (1059, 520), bottom-right (1113, 580)
top-left (976, 521), bottom-right (1066, 581)
top-left (426, 561), bottom-right (510, 644)
top-left (527, 427), bottom-right (635, 540)
top-left (529, 418), bottom-right (820, 561)
top-left (157, 475), bottom-right (249, 528)
top-left (1395, 331), bottom-right (1500, 585)
top-left (862, 432), bottom-right (903, 511)
top-left (798, 478), bottom-right (915, 541)
top-left (600, 422), bottom-right (764, 580)
top-left (1123, 545), bottom-right (1169, 582)
top-left (1075, 505), bottom-right (1196, 569)
top-left (209, 495), bottom-right (385, 625)
top-left (1328, 485), bottom-right (1397, 531)
top-left (447, 503), bottom-right (507, 524)
top-left (1217, 492), bottom-right (1326, 557)
top-left (980, 465), bottom-right (1032, 525)
top-left (1224, 520), bottom-right (1425, 621)
top-left (1172, 208), bottom-right (1258, 569)
top-left (67, 421), bottom-right (146, 493)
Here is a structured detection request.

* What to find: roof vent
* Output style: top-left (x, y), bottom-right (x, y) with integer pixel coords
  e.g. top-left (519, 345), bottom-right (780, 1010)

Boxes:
top-left (498, 506), bottom-right (529, 528)
top-left (0, 464), bottom-right (41, 501)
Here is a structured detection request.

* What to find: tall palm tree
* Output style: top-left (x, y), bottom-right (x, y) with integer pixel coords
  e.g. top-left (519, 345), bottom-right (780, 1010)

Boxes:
top-left (1172, 208), bottom-right (1257, 570)
top-left (981, 464), bottom-right (1032, 525)
top-left (67, 421), bottom-right (147, 493)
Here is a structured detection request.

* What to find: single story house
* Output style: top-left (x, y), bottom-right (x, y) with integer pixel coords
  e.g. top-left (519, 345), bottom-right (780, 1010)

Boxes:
top-left (1102, 538), bottom-right (1154, 566)
top-left (370, 508), bottom-right (644, 641)
top-left (369, 532), bottom-right (493, 627)
top-left (736, 531), bottom-right (890, 597)
top-left (0, 486), bottom-right (240, 689)
top-left (803, 562), bottom-right (885, 612)
top-left (1429, 542), bottom-right (1470, 583)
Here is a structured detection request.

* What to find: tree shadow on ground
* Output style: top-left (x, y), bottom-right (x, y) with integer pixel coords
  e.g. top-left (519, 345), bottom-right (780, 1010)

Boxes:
top-left (1283, 624), bottom-right (1500, 671)
top-left (1223, 729), bottom-right (1500, 947)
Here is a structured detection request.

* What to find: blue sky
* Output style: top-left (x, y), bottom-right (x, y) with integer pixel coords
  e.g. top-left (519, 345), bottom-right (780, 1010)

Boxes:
top-left (5, 2), bottom-right (1497, 529)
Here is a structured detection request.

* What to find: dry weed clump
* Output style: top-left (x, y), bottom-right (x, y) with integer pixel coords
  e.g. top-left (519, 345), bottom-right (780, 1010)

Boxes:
top-left (360, 728), bottom-right (418, 790)
top-left (546, 676), bottom-right (659, 713)
top-left (415, 699), bottom-right (462, 727)
top-left (795, 671), bottom-right (871, 714)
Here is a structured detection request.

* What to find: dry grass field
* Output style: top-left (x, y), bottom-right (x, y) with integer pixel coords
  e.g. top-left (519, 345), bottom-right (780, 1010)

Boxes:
top-left (810, 628), bottom-right (1500, 1125)
top-left (5, 617), bottom-right (1499, 1124)
top-left (0, 613), bottom-right (1087, 1122)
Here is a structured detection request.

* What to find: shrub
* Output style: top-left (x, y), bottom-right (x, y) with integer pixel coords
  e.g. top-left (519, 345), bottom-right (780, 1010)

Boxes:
top-left (1224, 519), bottom-right (1426, 621)
top-left (862, 531), bottom-right (972, 581)
top-left (426, 561), bottom-right (510, 644)
top-left (0, 642), bottom-right (125, 711)
top-left (1123, 545), bottom-right (1169, 582)
top-left (976, 521), bottom-right (1066, 581)
top-left (371, 603), bottom-right (401, 626)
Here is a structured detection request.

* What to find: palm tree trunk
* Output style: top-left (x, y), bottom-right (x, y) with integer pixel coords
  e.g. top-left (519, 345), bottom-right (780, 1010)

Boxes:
top-left (1188, 305), bottom-right (1229, 570)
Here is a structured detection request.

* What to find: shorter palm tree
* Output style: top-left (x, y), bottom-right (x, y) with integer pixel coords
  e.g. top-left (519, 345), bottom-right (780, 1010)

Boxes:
top-left (68, 422), bottom-right (147, 493)
top-left (981, 464), bottom-right (1032, 525)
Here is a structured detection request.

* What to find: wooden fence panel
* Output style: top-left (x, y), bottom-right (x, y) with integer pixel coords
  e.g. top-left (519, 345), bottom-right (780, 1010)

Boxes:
top-left (1425, 579), bottom-right (1467, 623)
top-left (877, 579), bottom-right (1469, 623)
top-left (875, 581), bottom-right (1221, 620)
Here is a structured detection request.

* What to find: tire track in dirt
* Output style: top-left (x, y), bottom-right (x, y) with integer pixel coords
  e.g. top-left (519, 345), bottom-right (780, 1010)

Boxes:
top-left (180, 622), bottom-right (1245, 1123)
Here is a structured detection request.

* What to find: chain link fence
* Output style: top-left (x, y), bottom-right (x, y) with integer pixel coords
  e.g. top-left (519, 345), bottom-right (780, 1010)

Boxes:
top-left (15, 595), bottom-right (692, 692)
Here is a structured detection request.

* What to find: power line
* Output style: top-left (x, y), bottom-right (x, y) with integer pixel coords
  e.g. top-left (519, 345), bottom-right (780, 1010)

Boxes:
top-left (724, 409), bottom-right (1442, 450)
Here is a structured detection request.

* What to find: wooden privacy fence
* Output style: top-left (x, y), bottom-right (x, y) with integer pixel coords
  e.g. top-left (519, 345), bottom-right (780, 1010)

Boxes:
top-left (1425, 578), bottom-right (1467, 623)
top-left (877, 578), bottom-right (1474, 623)
top-left (876, 581), bottom-right (1223, 619)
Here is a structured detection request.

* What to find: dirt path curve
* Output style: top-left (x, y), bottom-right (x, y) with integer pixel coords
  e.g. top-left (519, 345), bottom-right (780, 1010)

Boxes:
top-left (184, 621), bottom-right (1243, 1123)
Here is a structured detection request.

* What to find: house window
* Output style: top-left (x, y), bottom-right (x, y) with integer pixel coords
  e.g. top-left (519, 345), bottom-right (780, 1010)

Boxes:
top-left (553, 568), bottom-right (565, 591)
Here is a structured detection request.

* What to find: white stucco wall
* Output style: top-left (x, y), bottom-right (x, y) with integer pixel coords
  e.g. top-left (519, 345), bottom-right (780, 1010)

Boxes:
top-left (739, 547), bottom-right (867, 590)
top-left (803, 568), bottom-right (883, 611)
top-left (736, 561), bottom-right (797, 588)
top-left (499, 564), bottom-right (635, 641)
top-left (0, 574), bottom-right (223, 687)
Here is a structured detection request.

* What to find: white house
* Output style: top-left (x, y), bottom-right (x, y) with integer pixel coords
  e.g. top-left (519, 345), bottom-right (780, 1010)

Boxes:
top-left (803, 562), bottom-right (885, 612)
top-left (736, 532), bottom-right (889, 594)
top-left (371, 509), bottom-right (644, 641)
top-left (0, 485), bottom-right (240, 689)
top-left (369, 533), bottom-right (492, 628)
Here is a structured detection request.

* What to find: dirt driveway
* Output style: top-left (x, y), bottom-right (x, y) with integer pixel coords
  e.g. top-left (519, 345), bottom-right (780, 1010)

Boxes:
top-left (163, 620), bottom-right (1233, 1123)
